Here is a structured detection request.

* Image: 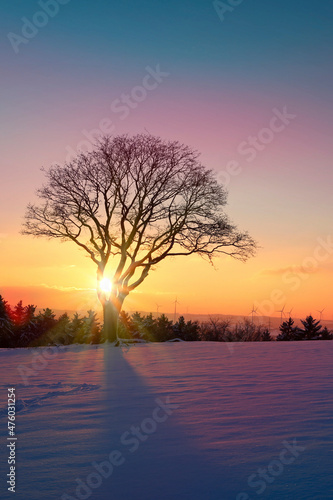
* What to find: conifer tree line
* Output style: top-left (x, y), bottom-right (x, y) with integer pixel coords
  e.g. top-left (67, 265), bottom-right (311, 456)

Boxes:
top-left (0, 295), bottom-right (332, 348)
top-left (276, 316), bottom-right (333, 341)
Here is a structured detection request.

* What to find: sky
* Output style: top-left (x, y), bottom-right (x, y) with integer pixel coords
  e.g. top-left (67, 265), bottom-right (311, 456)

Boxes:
top-left (1, 0), bottom-right (333, 319)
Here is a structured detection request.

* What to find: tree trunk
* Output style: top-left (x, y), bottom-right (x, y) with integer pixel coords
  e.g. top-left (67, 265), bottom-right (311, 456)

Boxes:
top-left (103, 300), bottom-right (119, 343)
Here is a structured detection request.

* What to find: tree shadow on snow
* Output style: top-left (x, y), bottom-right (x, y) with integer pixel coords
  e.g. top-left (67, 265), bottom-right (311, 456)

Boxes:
top-left (85, 345), bottom-right (229, 500)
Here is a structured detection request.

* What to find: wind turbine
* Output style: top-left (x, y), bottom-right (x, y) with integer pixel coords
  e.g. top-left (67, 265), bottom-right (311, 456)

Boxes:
top-left (173, 297), bottom-right (180, 323)
top-left (277, 305), bottom-right (286, 322)
top-left (317, 308), bottom-right (325, 321)
top-left (286, 307), bottom-right (293, 318)
top-left (249, 305), bottom-right (258, 325)
top-left (155, 303), bottom-right (161, 317)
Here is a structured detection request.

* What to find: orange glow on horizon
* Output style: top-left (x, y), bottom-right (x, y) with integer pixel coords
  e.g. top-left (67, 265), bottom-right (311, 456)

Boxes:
top-left (1, 231), bottom-right (333, 322)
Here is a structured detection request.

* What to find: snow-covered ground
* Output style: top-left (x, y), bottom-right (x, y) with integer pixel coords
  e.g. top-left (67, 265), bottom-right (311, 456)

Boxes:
top-left (0, 341), bottom-right (332, 499)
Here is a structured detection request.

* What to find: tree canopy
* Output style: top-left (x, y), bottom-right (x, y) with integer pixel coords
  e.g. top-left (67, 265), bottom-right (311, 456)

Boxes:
top-left (22, 134), bottom-right (257, 341)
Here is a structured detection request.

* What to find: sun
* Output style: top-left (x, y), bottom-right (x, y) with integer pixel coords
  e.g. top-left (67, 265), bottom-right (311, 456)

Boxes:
top-left (99, 277), bottom-right (112, 294)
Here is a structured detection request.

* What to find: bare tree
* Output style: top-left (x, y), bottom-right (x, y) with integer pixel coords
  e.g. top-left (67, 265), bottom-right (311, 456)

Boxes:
top-left (22, 134), bottom-right (257, 342)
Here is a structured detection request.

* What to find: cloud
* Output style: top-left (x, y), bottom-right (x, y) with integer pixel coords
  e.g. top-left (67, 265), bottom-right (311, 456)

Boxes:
top-left (40, 284), bottom-right (95, 292)
top-left (260, 265), bottom-right (321, 276)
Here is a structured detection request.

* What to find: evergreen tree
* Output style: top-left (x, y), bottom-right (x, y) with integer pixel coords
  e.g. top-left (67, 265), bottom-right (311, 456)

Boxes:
top-left (129, 312), bottom-right (146, 339)
top-left (126, 312), bottom-right (158, 342)
top-left (261, 328), bottom-right (272, 342)
top-left (173, 316), bottom-right (200, 341)
top-left (70, 313), bottom-right (85, 343)
top-left (31, 308), bottom-right (58, 345)
top-left (118, 311), bottom-right (136, 340)
top-left (155, 314), bottom-right (174, 342)
top-left (12, 300), bottom-right (26, 326)
top-left (19, 304), bottom-right (38, 346)
top-left (31, 307), bottom-right (74, 347)
top-left (142, 313), bottom-right (156, 331)
top-left (319, 326), bottom-right (333, 341)
top-left (299, 315), bottom-right (322, 340)
top-left (276, 317), bottom-right (299, 341)
top-left (0, 295), bottom-right (14, 347)
top-left (51, 313), bottom-right (73, 345)
top-left (83, 310), bottom-right (101, 344)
